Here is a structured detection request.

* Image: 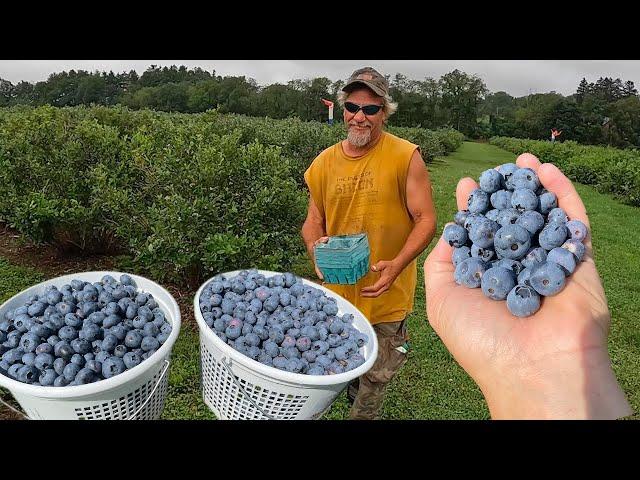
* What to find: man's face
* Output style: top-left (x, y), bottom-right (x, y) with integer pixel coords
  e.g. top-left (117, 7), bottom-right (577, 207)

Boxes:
top-left (343, 87), bottom-right (386, 148)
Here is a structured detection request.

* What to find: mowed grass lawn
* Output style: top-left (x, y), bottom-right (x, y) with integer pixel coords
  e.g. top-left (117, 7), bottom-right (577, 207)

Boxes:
top-left (1, 141), bottom-right (638, 420)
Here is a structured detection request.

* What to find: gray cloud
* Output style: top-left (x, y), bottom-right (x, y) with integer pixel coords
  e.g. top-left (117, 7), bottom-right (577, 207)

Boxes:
top-left (1, 60), bottom-right (639, 98)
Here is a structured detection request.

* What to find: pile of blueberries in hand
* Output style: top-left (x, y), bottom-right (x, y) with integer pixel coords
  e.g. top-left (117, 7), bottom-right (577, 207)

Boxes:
top-left (199, 269), bottom-right (369, 375)
top-left (0, 274), bottom-right (172, 386)
top-left (444, 164), bottom-right (588, 317)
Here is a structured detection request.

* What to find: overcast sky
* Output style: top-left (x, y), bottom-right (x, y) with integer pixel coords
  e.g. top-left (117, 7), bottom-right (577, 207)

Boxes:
top-left (1, 60), bottom-right (639, 97)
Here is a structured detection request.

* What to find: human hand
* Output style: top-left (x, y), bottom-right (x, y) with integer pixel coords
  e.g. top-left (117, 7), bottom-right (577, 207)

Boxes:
top-left (311, 236), bottom-right (329, 280)
top-left (361, 260), bottom-right (403, 298)
top-left (423, 153), bottom-right (632, 419)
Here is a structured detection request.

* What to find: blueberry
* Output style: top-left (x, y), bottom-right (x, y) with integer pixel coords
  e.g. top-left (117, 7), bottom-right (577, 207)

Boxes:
top-left (86, 359), bottom-right (102, 374)
top-left (13, 314), bottom-right (33, 333)
top-left (46, 290), bottom-right (63, 306)
top-left (124, 330), bottom-right (143, 349)
top-left (272, 356), bottom-right (288, 370)
top-left (479, 168), bottom-right (503, 193)
top-left (316, 355), bottom-right (331, 368)
top-left (79, 323), bottom-right (101, 342)
top-left (27, 301), bottom-right (47, 317)
top-left (263, 340), bottom-right (280, 358)
top-left (53, 375), bottom-right (70, 387)
top-left (469, 218), bottom-right (500, 249)
top-left (53, 357), bottom-right (67, 375)
top-left (71, 338), bottom-right (91, 355)
top-left (119, 274), bottom-right (135, 287)
top-left (481, 267), bottom-right (517, 301)
top-left (296, 336), bottom-right (312, 352)
top-left (485, 209), bottom-right (500, 222)
top-left (35, 342), bottom-right (53, 355)
top-left (443, 224), bottom-right (468, 248)
top-left (302, 350), bottom-right (318, 363)
top-left (54, 341), bottom-right (74, 360)
top-left (156, 332), bottom-right (170, 344)
top-left (20, 333), bottom-right (40, 353)
top-left (521, 247), bottom-right (547, 270)
top-left (516, 210), bottom-right (545, 235)
top-left (143, 322), bottom-right (159, 337)
top-left (257, 353), bottom-right (273, 366)
top-left (246, 345), bottom-right (261, 360)
top-left (281, 335), bottom-right (296, 349)
top-left (562, 239), bottom-right (586, 262)
top-left (63, 363), bottom-right (81, 381)
top-left (47, 335), bottom-right (60, 347)
top-left (5, 331), bottom-right (21, 348)
top-left (102, 356), bottom-right (126, 378)
top-left (327, 362), bottom-right (345, 375)
top-left (30, 323), bottom-right (53, 339)
top-left (511, 168), bottom-right (540, 191)
top-left (547, 247), bottom-right (577, 276)
top-left (113, 344), bottom-right (127, 358)
top-left (517, 267), bottom-right (535, 286)
top-left (300, 325), bottom-right (320, 341)
top-left (268, 327), bottom-right (285, 345)
top-left (102, 314), bottom-right (120, 329)
top-left (34, 352), bottom-right (55, 370)
top-left (494, 225), bottom-right (531, 260)
top-left (17, 365), bottom-right (39, 384)
top-left (490, 190), bottom-right (513, 210)
top-left (99, 333), bottom-right (117, 352)
top-left (529, 262), bottom-right (566, 296)
top-left (242, 332), bottom-right (259, 347)
top-left (566, 220), bottom-right (588, 241)
top-left (123, 352), bottom-right (142, 369)
top-left (496, 208), bottom-right (521, 228)
top-left (21, 352), bottom-right (36, 366)
top-left (467, 189), bottom-right (490, 214)
top-left (141, 336), bottom-right (159, 352)
top-left (539, 222), bottom-right (568, 250)
top-left (95, 351), bottom-right (110, 363)
top-left (547, 207), bottom-right (569, 224)
top-left (538, 191), bottom-right (558, 215)
top-left (71, 353), bottom-right (86, 367)
top-left (454, 258), bottom-right (488, 288)
top-left (498, 163), bottom-right (518, 188)
top-left (506, 285), bottom-right (541, 317)
top-left (334, 346), bottom-right (349, 361)
top-left (87, 312), bottom-right (106, 325)
top-left (471, 244), bottom-right (495, 262)
top-left (327, 334), bottom-right (342, 348)
top-left (39, 368), bottom-right (57, 386)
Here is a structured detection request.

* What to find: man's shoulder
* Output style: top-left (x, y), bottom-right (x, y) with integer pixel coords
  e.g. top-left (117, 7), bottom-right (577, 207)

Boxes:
top-left (311, 142), bottom-right (339, 166)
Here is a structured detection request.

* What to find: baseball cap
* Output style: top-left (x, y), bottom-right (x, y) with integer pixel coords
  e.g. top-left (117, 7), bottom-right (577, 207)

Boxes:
top-left (342, 67), bottom-right (389, 97)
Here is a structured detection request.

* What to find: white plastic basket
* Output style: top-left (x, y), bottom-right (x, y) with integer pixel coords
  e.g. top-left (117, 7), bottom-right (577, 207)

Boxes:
top-left (0, 271), bottom-right (181, 420)
top-left (194, 269), bottom-right (378, 420)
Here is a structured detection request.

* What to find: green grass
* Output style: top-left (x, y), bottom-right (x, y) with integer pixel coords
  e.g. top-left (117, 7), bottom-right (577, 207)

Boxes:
top-left (1, 141), bottom-right (638, 419)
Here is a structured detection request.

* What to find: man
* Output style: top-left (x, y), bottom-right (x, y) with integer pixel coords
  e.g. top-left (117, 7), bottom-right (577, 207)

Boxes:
top-left (301, 67), bottom-right (438, 419)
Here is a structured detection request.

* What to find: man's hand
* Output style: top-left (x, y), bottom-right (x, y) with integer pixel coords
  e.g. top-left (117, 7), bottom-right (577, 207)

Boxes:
top-left (311, 236), bottom-right (329, 280)
top-left (361, 260), bottom-right (403, 298)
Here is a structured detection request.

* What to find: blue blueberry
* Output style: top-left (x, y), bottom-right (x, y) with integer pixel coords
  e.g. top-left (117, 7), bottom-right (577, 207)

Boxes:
top-left (119, 274), bottom-right (135, 287)
top-left (70, 354), bottom-right (86, 367)
top-left (53, 375), bottom-right (70, 387)
top-left (521, 247), bottom-right (548, 269)
top-left (490, 190), bottom-right (513, 210)
top-left (496, 208), bottom-right (521, 228)
top-left (495, 258), bottom-right (524, 276)
top-left (85, 359), bottom-right (102, 374)
top-left (39, 368), bottom-right (57, 386)
top-left (538, 191), bottom-right (557, 215)
top-left (13, 314), bottom-right (33, 333)
top-left (21, 352), bottom-right (36, 366)
top-left (454, 258), bottom-right (488, 288)
top-left (123, 352), bottom-right (142, 369)
top-left (27, 301), bottom-right (47, 317)
top-left (498, 163), bottom-right (518, 187)
top-left (516, 210), bottom-right (545, 235)
top-left (529, 262), bottom-right (566, 296)
top-left (485, 209), bottom-right (500, 222)
top-left (30, 323), bottom-right (53, 339)
top-left (33, 352), bottom-right (55, 370)
top-left (17, 365), bottom-right (39, 384)
top-left (101, 356), bottom-right (125, 378)
top-left (547, 207), bottom-right (568, 224)
top-left (479, 169), bottom-right (503, 193)
top-left (511, 168), bottom-right (540, 191)
top-left (467, 189), bottom-right (490, 214)
top-left (143, 322), bottom-right (159, 337)
top-left (112, 344), bottom-right (127, 358)
top-left (95, 351), bottom-right (110, 363)
top-left (471, 244), bottom-right (495, 263)
top-left (451, 247), bottom-right (471, 269)
top-left (547, 247), bottom-right (577, 276)
top-left (141, 336), bottom-right (159, 352)
top-left (506, 285), bottom-right (541, 317)
top-left (566, 220), bottom-right (588, 241)
top-left (469, 218), bottom-right (500, 249)
top-left (71, 338), bottom-right (91, 355)
top-left (562, 239), bottom-right (586, 262)
top-left (20, 333), bottom-right (40, 353)
top-left (443, 224), bottom-right (468, 248)
top-left (244, 333), bottom-right (261, 347)
top-left (79, 323), bottom-right (101, 342)
top-left (63, 363), bottom-right (81, 381)
top-left (539, 222), bottom-right (568, 250)
top-left (481, 267), bottom-right (517, 301)
top-left (454, 210), bottom-right (470, 227)
top-left (494, 225), bottom-right (531, 260)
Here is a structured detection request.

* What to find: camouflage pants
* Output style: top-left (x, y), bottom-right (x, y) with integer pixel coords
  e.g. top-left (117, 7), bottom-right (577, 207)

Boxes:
top-left (348, 318), bottom-right (408, 420)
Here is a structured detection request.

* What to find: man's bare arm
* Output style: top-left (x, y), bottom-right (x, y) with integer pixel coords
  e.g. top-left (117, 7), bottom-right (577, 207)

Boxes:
top-left (301, 195), bottom-right (328, 279)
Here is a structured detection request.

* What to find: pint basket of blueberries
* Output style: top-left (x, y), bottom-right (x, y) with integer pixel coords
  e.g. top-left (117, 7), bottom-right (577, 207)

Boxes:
top-left (194, 269), bottom-right (378, 420)
top-left (0, 271), bottom-right (181, 420)
top-left (314, 233), bottom-right (370, 284)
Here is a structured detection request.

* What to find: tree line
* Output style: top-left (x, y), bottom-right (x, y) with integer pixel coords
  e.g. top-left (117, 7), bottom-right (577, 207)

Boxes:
top-left (1, 64), bottom-right (639, 148)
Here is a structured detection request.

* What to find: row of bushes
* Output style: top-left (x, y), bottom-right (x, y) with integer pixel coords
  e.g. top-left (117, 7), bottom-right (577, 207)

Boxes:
top-left (0, 105), bottom-right (463, 286)
top-left (490, 137), bottom-right (640, 207)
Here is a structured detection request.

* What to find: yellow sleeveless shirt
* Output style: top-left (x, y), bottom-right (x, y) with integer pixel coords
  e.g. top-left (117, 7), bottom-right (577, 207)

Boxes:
top-left (304, 131), bottom-right (419, 325)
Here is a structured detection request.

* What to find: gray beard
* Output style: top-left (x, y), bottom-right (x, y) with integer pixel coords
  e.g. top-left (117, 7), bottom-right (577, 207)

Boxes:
top-left (347, 127), bottom-right (372, 148)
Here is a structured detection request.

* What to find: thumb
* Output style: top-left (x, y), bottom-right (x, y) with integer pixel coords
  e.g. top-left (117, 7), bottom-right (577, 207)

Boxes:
top-left (371, 260), bottom-right (390, 272)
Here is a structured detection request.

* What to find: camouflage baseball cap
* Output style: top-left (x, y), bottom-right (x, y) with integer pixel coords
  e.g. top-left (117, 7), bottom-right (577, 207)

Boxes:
top-left (342, 67), bottom-right (389, 97)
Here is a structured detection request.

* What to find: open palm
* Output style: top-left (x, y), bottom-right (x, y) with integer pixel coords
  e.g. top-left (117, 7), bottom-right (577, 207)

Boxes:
top-left (423, 153), bottom-right (631, 419)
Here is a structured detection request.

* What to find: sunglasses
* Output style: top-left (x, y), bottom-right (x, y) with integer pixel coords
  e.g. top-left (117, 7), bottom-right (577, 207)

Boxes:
top-left (344, 101), bottom-right (384, 115)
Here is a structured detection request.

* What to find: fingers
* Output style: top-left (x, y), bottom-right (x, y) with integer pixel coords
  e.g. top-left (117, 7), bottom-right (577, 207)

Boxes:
top-left (314, 263), bottom-right (324, 280)
top-left (423, 236), bottom-right (455, 291)
top-left (361, 278), bottom-right (388, 297)
top-left (371, 260), bottom-right (390, 272)
top-left (516, 152), bottom-right (542, 170)
top-left (456, 178), bottom-right (479, 211)
top-left (314, 236), bottom-right (329, 246)
top-left (537, 163), bottom-right (590, 230)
